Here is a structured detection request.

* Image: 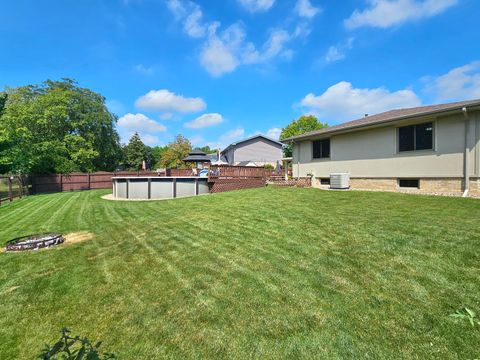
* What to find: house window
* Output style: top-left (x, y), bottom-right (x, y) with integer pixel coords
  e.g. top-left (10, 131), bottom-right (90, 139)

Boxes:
top-left (320, 178), bottom-right (330, 185)
top-left (398, 179), bottom-right (419, 188)
top-left (398, 122), bottom-right (433, 152)
top-left (312, 139), bottom-right (330, 159)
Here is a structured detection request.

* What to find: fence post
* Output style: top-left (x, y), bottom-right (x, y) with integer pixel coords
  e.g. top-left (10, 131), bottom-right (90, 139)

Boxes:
top-left (59, 174), bottom-right (63, 192)
top-left (88, 173), bottom-right (91, 190)
top-left (18, 176), bottom-right (23, 198)
top-left (8, 176), bottom-right (13, 202)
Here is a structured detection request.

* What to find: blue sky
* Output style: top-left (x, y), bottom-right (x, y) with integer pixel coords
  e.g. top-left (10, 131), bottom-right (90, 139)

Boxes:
top-left (1, 0), bottom-right (479, 149)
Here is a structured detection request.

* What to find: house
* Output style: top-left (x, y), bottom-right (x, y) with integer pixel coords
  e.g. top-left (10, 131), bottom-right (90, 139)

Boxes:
top-left (282, 99), bottom-right (480, 196)
top-left (221, 135), bottom-right (283, 167)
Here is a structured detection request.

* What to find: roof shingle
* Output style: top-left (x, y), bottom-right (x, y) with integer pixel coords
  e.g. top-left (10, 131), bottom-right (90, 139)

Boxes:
top-left (282, 99), bottom-right (480, 142)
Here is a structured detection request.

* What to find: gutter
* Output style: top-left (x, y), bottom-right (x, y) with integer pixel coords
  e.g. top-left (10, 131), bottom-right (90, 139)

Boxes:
top-left (462, 107), bottom-right (470, 197)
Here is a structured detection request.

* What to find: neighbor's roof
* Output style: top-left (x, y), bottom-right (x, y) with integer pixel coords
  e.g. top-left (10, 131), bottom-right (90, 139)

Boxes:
top-left (207, 153), bottom-right (227, 162)
top-left (221, 134), bottom-right (282, 153)
top-left (282, 99), bottom-right (480, 142)
top-left (183, 149), bottom-right (211, 162)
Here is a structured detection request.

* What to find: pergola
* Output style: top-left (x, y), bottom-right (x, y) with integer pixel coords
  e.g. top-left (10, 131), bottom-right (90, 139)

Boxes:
top-left (183, 149), bottom-right (212, 169)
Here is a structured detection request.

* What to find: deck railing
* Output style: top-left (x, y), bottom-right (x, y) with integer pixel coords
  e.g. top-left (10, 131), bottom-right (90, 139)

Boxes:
top-left (208, 165), bottom-right (266, 179)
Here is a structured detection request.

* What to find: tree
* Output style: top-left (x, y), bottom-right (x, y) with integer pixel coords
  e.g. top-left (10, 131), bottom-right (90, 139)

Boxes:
top-left (151, 145), bottom-right (168, 169)
top-left (197, 145), bottom-right (213, 153)
top-left (122, 132), bottom-right (148, 170)
top-left (0, 92), bottom-right (7, 118)
top-left (160, 134), bottom-right (192, 169)
top-left (279, 115), bottom-right (328, 157)
top-left (0, 79), bottom-right (121, 174)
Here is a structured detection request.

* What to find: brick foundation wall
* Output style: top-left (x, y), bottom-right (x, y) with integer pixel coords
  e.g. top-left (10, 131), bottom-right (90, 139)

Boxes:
top-left (350, 178), bottom-right (397, 191)
top-left (267, 177), bottom-right (312, 187)
top-left (420, 178), bottom-right (463, 194)
top-left (469, 179), bottom-right (480, 196)
top-left (209, 178), bottom-right (265, 193)
top-left (348, 177), bottom-right (480, 196)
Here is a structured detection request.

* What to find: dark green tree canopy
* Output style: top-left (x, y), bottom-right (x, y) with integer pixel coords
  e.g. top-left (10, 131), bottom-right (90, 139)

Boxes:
top-left (196, 145), bottom-right (213, 153)
top-left (0, 79), bottom-right (121, 174)
top-left (279, 115), bottom-right (328, 157)
top-left (122, 132), bottom-right (149, 171)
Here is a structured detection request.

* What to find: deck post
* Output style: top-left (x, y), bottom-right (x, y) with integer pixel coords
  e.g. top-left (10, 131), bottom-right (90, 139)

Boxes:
top-left (148, 178), bottom-right (151, 199)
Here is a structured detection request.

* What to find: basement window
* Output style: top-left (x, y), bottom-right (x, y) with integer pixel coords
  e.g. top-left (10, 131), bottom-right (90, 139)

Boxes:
top-left (320, 178), bottom-right (330, 185)
top-left (398, 179), bottom-right (419, 188)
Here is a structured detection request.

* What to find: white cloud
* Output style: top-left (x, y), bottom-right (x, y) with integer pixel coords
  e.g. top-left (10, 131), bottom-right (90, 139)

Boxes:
top-left (166, 0), bottom-right (208, 38)
top-left (167, 0), bottom-right (311, 76)
top-left (345, 0), bottom-right (458, 29)
top-left (134, 64), bottom-right (154, 75)
top-left (300, 81), bottom-right (422, 122)
top-left (142, 134), bottom-right (160, 146)
top-left (266, 127), bottom-right (282, 140)
top-left (135, 89), bottom-right (206, 115)
top-left (237, 0), bottom-right (275, 13)
top-left (220, 128), bottom-right (245, 146)
top-left (184, 7), bottom-right (206, 38)
top-left (200, 23), bottom-right (241, 76)
top-left (295, 0), bottom-right (320, 18)
top-left (166, 0), bottom-right (187, 19)
top-left (207, 128), bottom-right (245, 149)
top-left (184, 113), bottom-right (224, 129)
top-left (324, 46), bottom-right (344, 63)
top-left (324, 37), bottom-right (354, 63)
top-left (201, 24), bottom-right (297, 76)
top-left (424, 61), bottom-right (480, 102)
top-left (118, 113), bottom-right (167, 133)
top-left (244, 29), bottom-right (292, 64)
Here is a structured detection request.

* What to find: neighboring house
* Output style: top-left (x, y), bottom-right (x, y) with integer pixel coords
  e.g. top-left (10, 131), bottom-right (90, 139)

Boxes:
top-left (282, 99), bottom-right (480, 196)
top-left (207, 152), bottom-right (228, 165)
top-left (221, 135), bottom-right (283, 166)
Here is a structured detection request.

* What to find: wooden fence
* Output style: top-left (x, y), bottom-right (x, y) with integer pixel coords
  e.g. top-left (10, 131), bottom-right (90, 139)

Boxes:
top-left (0, 175), bottom-right (28, 205)
top-left (31, 171), bottom-right (159, 193)
top-left (30, 166), bottom-right (272, 194)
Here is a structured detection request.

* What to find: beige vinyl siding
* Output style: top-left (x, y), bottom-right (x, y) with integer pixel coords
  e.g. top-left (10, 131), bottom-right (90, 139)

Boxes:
top-left (233, 138), bottom-right (283, 163)
top-left (292, 112), bottom-right (480, 178)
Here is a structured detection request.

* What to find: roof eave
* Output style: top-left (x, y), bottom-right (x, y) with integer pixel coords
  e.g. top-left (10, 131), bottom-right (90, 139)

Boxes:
top-left (282, 103), bottom-right (480, 143)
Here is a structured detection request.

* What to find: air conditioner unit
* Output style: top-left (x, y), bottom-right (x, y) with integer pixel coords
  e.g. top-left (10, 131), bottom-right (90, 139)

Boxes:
top-left (330, 173), bottom-right (350, 189)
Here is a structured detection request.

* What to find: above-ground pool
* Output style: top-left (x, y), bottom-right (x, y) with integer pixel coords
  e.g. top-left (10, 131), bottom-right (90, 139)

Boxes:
top-left (112, 177), bottom-right (209, 200)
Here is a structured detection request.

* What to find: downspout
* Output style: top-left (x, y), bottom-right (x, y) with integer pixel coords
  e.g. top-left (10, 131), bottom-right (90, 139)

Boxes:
top-left (462, 107), bottom-right (470, 197)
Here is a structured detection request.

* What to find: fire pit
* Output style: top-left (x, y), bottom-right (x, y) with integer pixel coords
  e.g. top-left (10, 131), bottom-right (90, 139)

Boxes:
top-left (5, 233), bottom-right (64, 252)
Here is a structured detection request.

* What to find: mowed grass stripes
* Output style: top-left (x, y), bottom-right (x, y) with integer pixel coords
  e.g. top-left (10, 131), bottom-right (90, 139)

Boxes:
top-left (0, 187), bottom-right (479, 359)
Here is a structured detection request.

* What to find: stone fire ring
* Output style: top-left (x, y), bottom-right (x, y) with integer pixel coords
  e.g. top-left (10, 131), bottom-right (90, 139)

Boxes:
top-left (6, 233), bottom-right (65, 252)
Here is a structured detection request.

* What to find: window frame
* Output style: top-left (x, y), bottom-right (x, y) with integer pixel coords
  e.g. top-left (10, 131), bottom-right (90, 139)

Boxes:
top-left (312, 138), bottom-right (331, 160)
top-left (397, 121), bottom-right (435, 153)
top-left (398, 178), bottom-right (420, 189)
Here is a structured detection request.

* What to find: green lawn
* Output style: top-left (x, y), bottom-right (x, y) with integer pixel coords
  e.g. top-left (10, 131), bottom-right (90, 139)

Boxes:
top-left (0, 187), bottom-right (479, 359)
